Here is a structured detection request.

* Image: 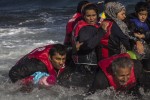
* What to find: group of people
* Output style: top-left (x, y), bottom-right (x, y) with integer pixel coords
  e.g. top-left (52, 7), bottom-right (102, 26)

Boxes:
top-left (8, 0), bottom-right (150, 97)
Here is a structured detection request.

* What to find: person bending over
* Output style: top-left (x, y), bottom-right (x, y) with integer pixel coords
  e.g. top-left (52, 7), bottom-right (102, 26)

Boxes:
top-left (9, 44), bottom-right (67, 90)
top-left (88, 53), bottom-right (143, 96)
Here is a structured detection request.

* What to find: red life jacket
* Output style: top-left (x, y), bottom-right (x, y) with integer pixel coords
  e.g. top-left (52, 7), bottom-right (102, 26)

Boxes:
top-left (100, 20), bottom-right (113, 59)
top-left (64, 13), bottom-right (82, 45)
top-left (66, 13), bottom-right (81, 34)
top-left (72, 20), bottom-right (99, 64)
top-left (73, 20), bottom-right (99, 40)
top-left (28, 45), bottom-right (64, 77)
top-left (98, 53), bottom-right (136, 90)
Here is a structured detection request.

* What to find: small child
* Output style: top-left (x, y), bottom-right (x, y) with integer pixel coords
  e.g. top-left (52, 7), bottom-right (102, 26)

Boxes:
top-left (126, 2), bottom-right (150, 77)
top-left (32, 72), bottom-right (56, 87)
top-left (128, 2), bottom-right (150, 40)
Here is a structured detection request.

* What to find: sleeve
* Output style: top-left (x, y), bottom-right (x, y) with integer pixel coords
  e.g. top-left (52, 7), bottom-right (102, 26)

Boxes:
top-left (111, 24), bottom-right (131, 50)
top-left (88, 68), bottom-right (109, 94)
top-left (77, 26), bottom-right (105, 54)
top-left (145, 31), bottom-right (150, 40)
top-left (133, 59), bottom-right (143, 80)
top-left (9, 56), bottom-right (48, 83)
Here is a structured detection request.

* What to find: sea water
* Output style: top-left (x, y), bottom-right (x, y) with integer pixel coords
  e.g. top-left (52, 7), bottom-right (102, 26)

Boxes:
top-left (0, 0), bottom-right (149, 99)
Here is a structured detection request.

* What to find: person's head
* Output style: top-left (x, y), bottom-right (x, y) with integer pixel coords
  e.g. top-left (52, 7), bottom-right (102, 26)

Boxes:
top-left (145, 0), bottom-right (150, 3)
top-left (104, 0), bottom-right (118, 4)
top-left (105, 2), bottom-right (126, 21)
top-left (135, 2), bottom-right (149, 22)
top-left (76, 0), bottom-right (89, 13)
top-left (49, 44), bottom-right (67, 70)
top-left (111, 57), bottom-right (133, 85)
top-left (81, 3), bottom-right (99, 25)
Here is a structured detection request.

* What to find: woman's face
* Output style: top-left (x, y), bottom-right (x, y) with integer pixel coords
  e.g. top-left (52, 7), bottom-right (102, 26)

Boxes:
top-left (84, 9), bottom-right (97, 25)
top-left (117, 9), bottom-right (126, 20)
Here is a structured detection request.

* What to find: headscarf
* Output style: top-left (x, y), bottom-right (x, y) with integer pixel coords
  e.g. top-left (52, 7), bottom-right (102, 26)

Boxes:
top-left (105, 2), bottom-right (130, 53)
top-left (105, 2), bottom-right (129, 37)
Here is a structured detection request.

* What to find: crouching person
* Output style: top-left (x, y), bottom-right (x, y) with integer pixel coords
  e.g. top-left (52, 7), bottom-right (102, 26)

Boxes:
top-left (88, 53), bottom-right (143, 96)
top-left (9, 44), bottom-right (67, 92)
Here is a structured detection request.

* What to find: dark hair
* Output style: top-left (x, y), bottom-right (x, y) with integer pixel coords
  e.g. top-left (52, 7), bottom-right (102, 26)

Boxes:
top-left (111, 57), bottom-right (133, 75)
top-left (81, 3), bottom-right (99, 18)
top-left (77, 0), bottom-right (89, 13)
top-left (135, 2), bottom-right (148, 13)
top-left (104, 0), bottom-right (117, 4)
top-left (49, 44), bottom-right (67, 57)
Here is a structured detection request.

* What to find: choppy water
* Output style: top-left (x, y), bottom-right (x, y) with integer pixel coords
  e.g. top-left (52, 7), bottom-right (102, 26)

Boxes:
top-left (0, 0), bottom-right (149, 99)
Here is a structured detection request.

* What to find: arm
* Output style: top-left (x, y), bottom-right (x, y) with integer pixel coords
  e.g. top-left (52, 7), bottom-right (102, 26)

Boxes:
top-left (111, 24), bottom-right (131, 50)
top-left (9, 56), bottom-right (48, 83)
top-left (77, 26), bottom-right (105, 54)
top-left (88, 69), bottom-right (109, 94)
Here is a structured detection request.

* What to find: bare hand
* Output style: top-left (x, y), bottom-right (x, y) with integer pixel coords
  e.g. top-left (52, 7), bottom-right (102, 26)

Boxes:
top-left (136, 41), bottom-right (144, 54)
top-left (101, 21), bottom-right (109, 31)
top-left (76, 41), bottom-right (83, 51)
top-left (134, 33), bottom-right (145, 39)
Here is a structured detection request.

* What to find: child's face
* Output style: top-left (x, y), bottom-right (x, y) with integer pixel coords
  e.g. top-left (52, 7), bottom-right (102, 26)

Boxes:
top-left (137, 10), bottom-right (148, 22)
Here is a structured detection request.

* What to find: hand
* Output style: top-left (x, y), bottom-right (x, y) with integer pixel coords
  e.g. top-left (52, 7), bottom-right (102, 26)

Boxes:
top-left (76, 41), bottom-right (83, 51)
top-left (101, 21), bottom-right (109, 31)
top-left (136, 41), bottom-right (144, 54)
top-left (134, 33), bottom-right (145, 39)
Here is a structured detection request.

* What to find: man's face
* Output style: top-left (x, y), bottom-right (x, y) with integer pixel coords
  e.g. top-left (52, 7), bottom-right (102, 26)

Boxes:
top-left (114, 67), bottom-right (132, 85)
top-left (50, 52), bottom-right (66, 70)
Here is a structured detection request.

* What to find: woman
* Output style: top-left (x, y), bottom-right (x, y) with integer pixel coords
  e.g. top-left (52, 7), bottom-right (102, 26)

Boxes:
top-left (58, 3), bottom-right (106, 88)
top-left (100, 2), bottom-right (144, 59)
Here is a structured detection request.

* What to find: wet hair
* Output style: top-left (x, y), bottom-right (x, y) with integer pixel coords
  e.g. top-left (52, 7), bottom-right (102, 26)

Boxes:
top-left (49, 44), bottom-right (67, 58)
top-left (135, 2), bottom-right (148, 13)
top-left (81, 3), bottom-right (99, 18)
top-left (104, 0), bottom-right (118, 4)
top-left (111, 57), bottom-right (133, 75)
top-left (77, 0), bottom-right (89, 13)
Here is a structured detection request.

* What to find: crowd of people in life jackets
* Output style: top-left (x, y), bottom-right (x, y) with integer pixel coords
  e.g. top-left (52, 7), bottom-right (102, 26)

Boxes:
top-left (8, 0), bottom-right (150, 97)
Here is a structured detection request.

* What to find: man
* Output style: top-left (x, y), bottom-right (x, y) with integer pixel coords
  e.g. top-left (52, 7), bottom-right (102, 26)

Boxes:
top-left (9, 44), bottom-right (67, 88)
top-left (88, 53), bottom-right (143, 95)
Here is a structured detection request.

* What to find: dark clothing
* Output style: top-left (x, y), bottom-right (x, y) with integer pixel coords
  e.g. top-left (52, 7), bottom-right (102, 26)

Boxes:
top-left (126, 13), bottom-right (150, 44)
top-left (9, 56), bottom-right (48, 83)
top-left (58, 64), bottom-right (99, 88)
top-left (58, 25), bottom-right (105, 88)
top-left (77, 26), bottom-right (105, 54)
top-left (126, 13), bottom-right (150, 70)
top-left (100, 18), bottom-right (132, 59)
top-left (108, 21), bottom-right (131, 55)
top-left (88, 59), bottom-right (143, 94)
top-left (75, 25), bottom-right (106, 63)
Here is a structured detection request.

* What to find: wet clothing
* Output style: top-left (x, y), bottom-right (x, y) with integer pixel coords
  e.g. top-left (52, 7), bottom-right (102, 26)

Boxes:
top-left (100, 18), bottom-right (131, 59)
top-left (88, 54), bottom-right (143, 94)
top-left (72, 20), bottom-right (105, 64)
top-left (58, 20), bottom-right (106, 88)
top-left (9, 44), bottom-right (64, 83)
